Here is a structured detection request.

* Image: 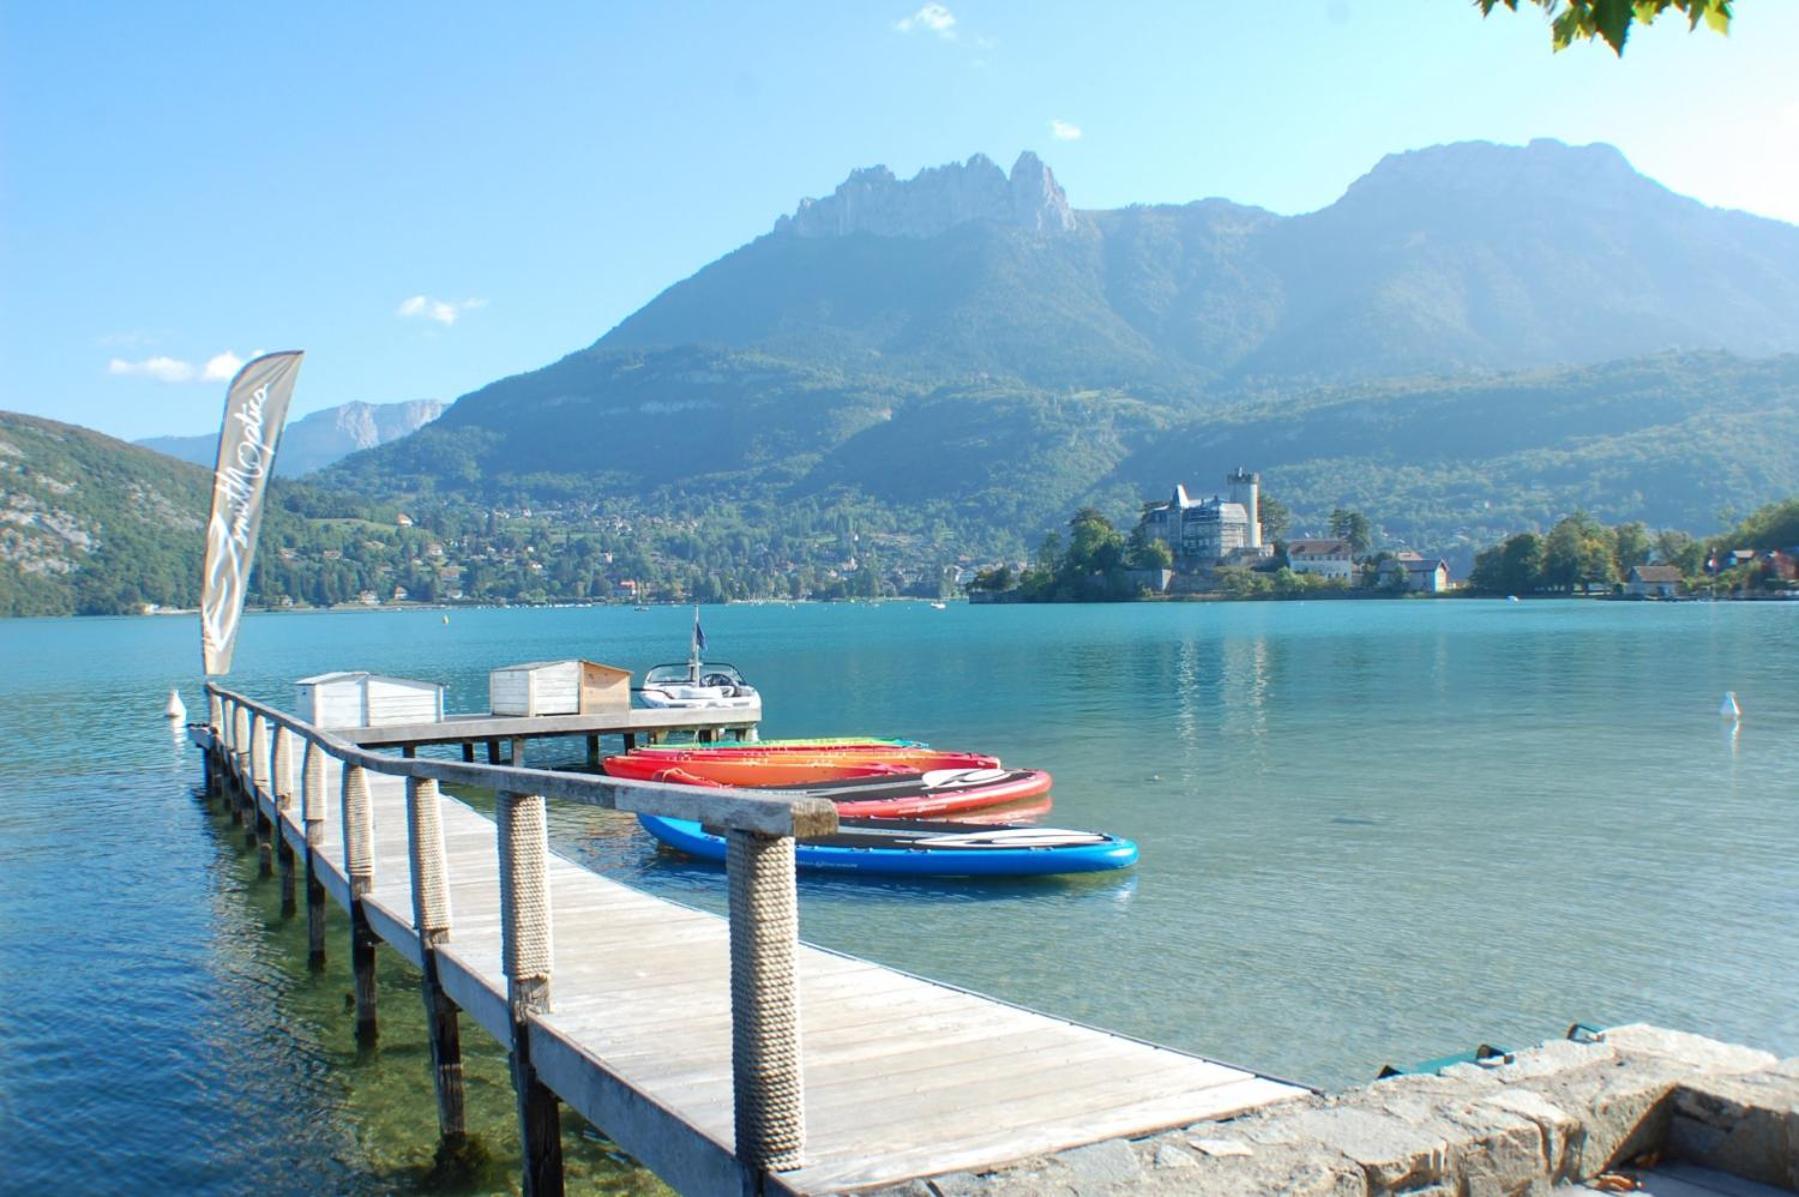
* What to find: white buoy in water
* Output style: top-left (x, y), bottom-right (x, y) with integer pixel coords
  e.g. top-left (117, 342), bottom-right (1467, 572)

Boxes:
top-left (1719, 691), bottom-right (1741, 721)
top-left (442, 614), bottom-right (450, 625)
top-left (164, 688), bottom-right (186, 721)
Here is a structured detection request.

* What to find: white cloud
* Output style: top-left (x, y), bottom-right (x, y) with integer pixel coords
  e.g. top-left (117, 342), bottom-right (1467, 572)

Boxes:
top-left (1050, 119), bottom-right (1083, 142)
top-left (201, 350), bottom-right (244, 381)
top-left (397, 294), bottom-right (486, 326)
top-left (108, 355), bottom-right (197, 383)
top-left (107, 348), bottom-right (253, 383)
top-left (896, 3), bottom-right (957, 38)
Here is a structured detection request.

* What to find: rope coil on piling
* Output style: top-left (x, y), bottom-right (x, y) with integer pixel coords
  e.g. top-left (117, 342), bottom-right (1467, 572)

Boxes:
top-left (250, 713), bottom-right (271, 793)
top-left (341, 764), bottom-right (375, 888)
top-left (272, 726), bottom-right (295, 809)
top-left (727, 830), bottom-right (805, 1172)
top-left (232, 703), bottom-right (250, 767)
top-left (496, 791), bottom-right (553, 1011)
top-left (301, 739), bottom-right (325, 828)
top-left (407, 777), bottom-right (454, 942)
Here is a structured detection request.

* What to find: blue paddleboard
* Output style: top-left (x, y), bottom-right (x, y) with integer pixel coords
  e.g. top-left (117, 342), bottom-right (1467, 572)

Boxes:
top-left (637, 814), bottom-right (1139, 878)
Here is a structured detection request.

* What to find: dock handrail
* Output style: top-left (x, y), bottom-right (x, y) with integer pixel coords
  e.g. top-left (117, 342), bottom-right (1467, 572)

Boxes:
top-left (203, 681), bottom-right (831, 1184)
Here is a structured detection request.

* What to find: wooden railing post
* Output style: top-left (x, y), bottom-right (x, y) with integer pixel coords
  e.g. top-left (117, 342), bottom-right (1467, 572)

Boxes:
top-left (407, 776), bottom-right (467, 1152)
top-left (201, 692), bottom-right (223, 800)
top-left (249, 713), bottom-right (272, 864)
top-left (231, 703), bottom-right (251, 781)
top-left (217, 699), bottom-right (237, 817)
top-left (231, 703), bottom-right (252, 827)
top-left (341, 761), bottom-right (378, 1046)
top-left (497, 787), bottom-right (563, 1196)
top-left (205, 692), bottom-right (224, 798)
top-left (273, 727), bottom-right (297, 917)
top-left (726, 830), bottom-right (806, 1176)
top-left (301, 739), bottom-right (328, 971)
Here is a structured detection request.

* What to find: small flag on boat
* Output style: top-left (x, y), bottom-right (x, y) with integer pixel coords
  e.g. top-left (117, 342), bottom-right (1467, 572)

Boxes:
top-left (693, 606), bottom-right (707, 653)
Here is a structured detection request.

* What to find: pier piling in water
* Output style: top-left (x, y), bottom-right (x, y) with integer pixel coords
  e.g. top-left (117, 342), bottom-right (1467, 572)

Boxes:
top-left (498, 785), bottom-right (562, 1195)
top-left (251, 714), bottom-right (273, 871)
top-left (273, 726), bottom-right (297, 917)
top-left (341, 762), bottom-right (379, 1047)
top-left (407, 776), bottom-right (468, 1151)
top-left (233, 704), bottom-right (253, 836)
top-left (301, 738), bottom-right (328, 971)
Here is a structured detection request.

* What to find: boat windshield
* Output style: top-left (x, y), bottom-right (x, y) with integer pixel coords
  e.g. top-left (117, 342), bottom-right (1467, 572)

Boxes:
top-left (642, 662), bottom-right (748, 687)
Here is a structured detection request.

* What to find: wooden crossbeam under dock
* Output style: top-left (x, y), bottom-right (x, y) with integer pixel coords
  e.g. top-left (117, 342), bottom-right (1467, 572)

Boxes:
top-left (341, 707), bottom-right (758, 750)
top-left (199, 690), bottom-right (1306, 1195)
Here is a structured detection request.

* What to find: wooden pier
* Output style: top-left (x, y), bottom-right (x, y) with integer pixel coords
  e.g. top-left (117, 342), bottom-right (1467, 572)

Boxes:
top-left (196, 685), bottom-right (1307, 1195)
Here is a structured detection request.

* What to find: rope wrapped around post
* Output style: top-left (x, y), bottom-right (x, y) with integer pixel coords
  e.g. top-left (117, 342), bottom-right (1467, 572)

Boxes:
top-left (272, 726), bottom-right (295, 811)
top-left (495, 787), bottom-right (561, 1193)
top-left (341, 763), bottom-right (375, 893)
top-left (301, 739), bottom-right (325, 830)
top-left (341, 762), bottom-right (379, 1045)
top-left (406, 777), bottom-right (454, 944)
top-left (300, 737), bottom-right (329, 972)
top-left (496, 790), bottom-right (553, 1012)
top-left (250, 713), bottom-right (271, 795)
top-left (726, 829), bottom-right (805, 1173)
top-left (232, 703), bottom-right (250, 767)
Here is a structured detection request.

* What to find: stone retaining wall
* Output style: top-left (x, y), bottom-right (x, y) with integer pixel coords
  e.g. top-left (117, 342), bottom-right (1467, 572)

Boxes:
top-left (866, 1025), bottom-right (1797, 1196)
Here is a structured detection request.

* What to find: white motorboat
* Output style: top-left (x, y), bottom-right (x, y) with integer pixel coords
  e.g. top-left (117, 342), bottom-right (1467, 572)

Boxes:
top-left (638, 661), bottom-right (760, 711)
top-left (637, 608), bottom-right (761, 712)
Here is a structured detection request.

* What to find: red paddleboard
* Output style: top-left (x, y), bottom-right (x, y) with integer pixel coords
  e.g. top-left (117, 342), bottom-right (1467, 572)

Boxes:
top-left (612, 764), bottom-right (1055, 819)
top-left (940, 795), bottom-right (1054, 825)
top-left (602, 755), bottom-right (913, 787)
top-left (626, 746), bottom-right (1000, 771)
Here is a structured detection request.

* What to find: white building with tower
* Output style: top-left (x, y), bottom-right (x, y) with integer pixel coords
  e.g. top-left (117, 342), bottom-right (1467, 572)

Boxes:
top-left (1139, 468), bottom-right (1270, 567)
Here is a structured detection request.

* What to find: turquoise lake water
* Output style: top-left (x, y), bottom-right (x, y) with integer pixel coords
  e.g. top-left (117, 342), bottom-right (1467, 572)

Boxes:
top-left (0, 600), bottom-right (1794, 1192)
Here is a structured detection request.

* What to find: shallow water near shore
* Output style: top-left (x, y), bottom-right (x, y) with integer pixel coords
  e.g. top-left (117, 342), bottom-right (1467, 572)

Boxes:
top-left (1, 599), bottom-right (1794, 1192)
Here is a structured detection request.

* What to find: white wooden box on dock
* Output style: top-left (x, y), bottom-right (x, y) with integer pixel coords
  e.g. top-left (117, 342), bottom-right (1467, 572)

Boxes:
top-left (488, 659), bottom-right (631, 717)
top-left (296, 671), bottom-right (445, 729)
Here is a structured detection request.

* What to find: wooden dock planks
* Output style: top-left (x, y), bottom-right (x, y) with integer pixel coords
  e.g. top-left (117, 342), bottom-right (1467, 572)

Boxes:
top-left (247, 745), bottom-right (1306, 1195)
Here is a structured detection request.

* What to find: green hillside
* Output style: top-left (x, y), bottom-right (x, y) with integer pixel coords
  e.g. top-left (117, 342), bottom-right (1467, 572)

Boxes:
top-left (1125, 353), bottom-right (1799, 552)
top-left (318, 349), bottom-right (1799, 575)
top-left (0, 412), bottom-right (212, 616)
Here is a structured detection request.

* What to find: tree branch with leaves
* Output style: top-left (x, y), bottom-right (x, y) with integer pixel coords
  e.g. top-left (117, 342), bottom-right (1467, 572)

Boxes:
top-left (1476, 0), bottom-right (1730, 56)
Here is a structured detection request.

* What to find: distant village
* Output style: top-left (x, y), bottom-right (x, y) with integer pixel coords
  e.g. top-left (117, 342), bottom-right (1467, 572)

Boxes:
top-left (124, 470), bottom-right (1797, 616)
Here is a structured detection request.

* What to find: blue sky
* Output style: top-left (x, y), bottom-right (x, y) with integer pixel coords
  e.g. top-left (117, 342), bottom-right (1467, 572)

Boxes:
top-left (3, 2), bottom-right (1797, 442)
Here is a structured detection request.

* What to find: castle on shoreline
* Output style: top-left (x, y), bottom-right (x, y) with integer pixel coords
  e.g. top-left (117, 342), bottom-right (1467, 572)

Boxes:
top-left (1138, 469), bottom-right (1274, 568)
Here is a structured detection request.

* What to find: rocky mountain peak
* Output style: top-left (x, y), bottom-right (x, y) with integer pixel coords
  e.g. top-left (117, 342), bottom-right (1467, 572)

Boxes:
top-left (1337, 138), bottom-right (1651, 210)
top-left (775, 151), bottom-right (1076, 239)
top-left (330, 399), bottom-right (446, 449)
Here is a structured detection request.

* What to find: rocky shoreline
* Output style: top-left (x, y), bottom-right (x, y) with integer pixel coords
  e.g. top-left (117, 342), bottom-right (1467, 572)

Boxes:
top-left (868, 1025), bottom-right (1797, 1196)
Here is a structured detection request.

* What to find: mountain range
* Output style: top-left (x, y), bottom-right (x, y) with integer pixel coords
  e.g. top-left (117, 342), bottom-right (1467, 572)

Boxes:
top-left (10, 138), bottom-right (1799, 615)
top-left (323, 139), bottom-right (1799, 557)
top-left (139, 398), bottom-right (444, 476)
